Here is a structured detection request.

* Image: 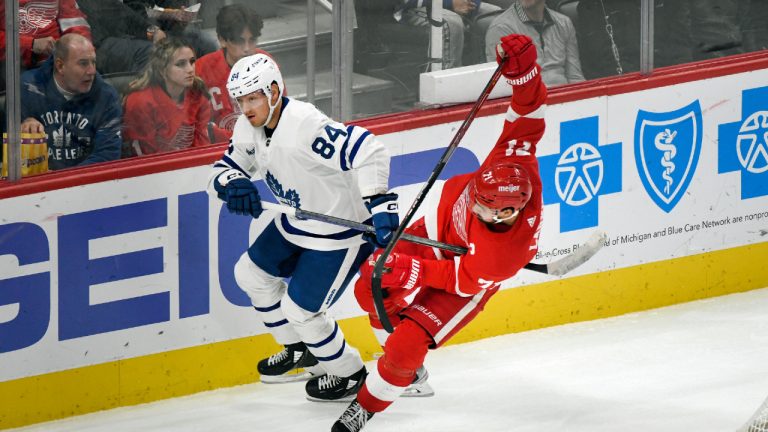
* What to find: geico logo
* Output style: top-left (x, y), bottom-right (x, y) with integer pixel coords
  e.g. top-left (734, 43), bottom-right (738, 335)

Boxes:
top-left (0, 192), bottom-right (259, 354)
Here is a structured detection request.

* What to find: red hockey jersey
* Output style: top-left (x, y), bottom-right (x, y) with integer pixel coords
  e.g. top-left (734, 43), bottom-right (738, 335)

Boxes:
top-left (194, 48), bottom-right (277, 142)
top-left (0, 0), bottom-right (92, 68)
top-left (123, 85), bottom-right (212, 155)
top-left (419, 78), bottom-right (546, 297)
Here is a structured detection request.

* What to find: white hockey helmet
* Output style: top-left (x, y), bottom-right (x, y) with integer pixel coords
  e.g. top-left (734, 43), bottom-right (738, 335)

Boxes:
top-left (226, 53), bottom-right (284, 101)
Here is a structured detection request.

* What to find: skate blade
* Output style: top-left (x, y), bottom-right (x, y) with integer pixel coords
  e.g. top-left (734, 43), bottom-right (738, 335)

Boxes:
top-left (401, 382), bottom-right (435, 398)
top-left (305, 394), bottom-right (356, 403)
top-left (260, 365), bottom-right (324, 384)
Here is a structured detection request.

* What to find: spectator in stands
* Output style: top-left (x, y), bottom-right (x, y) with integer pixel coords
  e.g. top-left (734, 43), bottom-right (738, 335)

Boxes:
top-left (20, 34), bottom-right (122, 170)
top-left (124, 0), bottom-right (219, 58)
top-left (195, 4), bottom-right (273, 141)
top-left (0, 0), bottom-right (92, 89)
top-left (576, 0), bottom-right (693, 80)
top-left (485, 0), bottom-right (583, 86)
top-left (123, 37), bottom-right (212, 156)
top-left (77, 0), bottom-right (167, 75)
top-left (396, 0), bottom-right (502, 69)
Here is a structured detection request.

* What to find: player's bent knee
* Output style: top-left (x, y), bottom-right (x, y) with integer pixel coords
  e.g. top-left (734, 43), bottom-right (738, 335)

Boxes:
top-left (384, 319), bottom-right (431, 371)
top-left (281, 294), bottom-right (320, 328)
top-left (234, 253), bottom-right (283, 301)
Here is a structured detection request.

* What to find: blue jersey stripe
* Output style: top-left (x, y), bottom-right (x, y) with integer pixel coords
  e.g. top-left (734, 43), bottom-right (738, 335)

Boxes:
top-left (338, 125), bottom-right (355, 171)
top-left (305, 322), bottom-right (339, 349)
top-left (264, 319), bottom-right (289, 328)
top-left (348, 130), bottom-right (371, 167)
top-left (280, 214), bottom-right (361, 240)
top-left (254, 301), bottom-right (282, 313)
top-left (221, 155), bottom-right (249, 177)
top-left (313, 340), bottom-right (346, 362)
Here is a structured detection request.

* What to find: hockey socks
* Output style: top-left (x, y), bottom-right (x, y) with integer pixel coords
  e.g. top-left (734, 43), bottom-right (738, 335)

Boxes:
top-left (359, 319), bottom-right (432, 412)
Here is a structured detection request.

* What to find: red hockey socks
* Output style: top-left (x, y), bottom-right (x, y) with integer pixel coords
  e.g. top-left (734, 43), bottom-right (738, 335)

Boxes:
top-left (358, 319), bottom-right (432, 413)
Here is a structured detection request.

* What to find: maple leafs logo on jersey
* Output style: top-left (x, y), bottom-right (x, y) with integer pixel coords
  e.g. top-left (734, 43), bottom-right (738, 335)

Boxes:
top-left (266, 171), bottom-right (301, 208)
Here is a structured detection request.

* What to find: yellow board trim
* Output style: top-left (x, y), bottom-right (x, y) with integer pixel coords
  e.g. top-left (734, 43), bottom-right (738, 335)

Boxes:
top-left (2, 242), bottom-right (767, 430)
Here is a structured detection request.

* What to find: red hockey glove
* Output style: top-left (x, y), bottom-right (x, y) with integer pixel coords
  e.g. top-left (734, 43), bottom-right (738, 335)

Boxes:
top-left (360, 252), bottom-right (423, 290)
top-left (495, 34), bottom-right (539, 85)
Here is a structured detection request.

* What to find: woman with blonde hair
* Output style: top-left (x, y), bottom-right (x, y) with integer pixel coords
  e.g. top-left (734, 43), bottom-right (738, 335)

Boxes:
top-left (123, 37), bottom-right (213, 155)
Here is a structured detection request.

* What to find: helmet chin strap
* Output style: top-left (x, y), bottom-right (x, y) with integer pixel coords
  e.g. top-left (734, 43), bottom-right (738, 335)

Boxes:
top-left (492, 208), bottom-right (519, 224)
top-left (257, 88), bottom-right (279, 128)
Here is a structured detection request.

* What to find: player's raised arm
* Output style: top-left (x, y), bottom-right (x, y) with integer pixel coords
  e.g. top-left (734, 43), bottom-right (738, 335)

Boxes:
top-left (484, 34), bottom-right (548, 168)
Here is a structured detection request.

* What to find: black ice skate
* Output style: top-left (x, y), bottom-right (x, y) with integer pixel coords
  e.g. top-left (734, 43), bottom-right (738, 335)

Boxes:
top-left (257, 342), bottom-right (323, 384)
top-left (331, 399), bottom-right (374, 432)
top-left (305, 366), bottom-right (367, 402)
top-left (402, 365), bottom-right (435, 397)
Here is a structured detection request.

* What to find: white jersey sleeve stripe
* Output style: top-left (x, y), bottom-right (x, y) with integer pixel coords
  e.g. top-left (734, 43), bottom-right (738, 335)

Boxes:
top-left (59, 17), bottom-right (90, 31)
top-left (452, 256), bottom-right (474, 297)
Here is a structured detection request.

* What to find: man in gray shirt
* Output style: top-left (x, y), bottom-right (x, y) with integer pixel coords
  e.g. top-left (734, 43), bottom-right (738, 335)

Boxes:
top-left (485, 0), bottom-right (583, 86)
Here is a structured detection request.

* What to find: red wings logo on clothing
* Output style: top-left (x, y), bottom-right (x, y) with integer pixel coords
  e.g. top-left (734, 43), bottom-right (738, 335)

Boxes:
top-left (19, 2), bottom-right (58, 35)
top-left (451, 184), bottom-right (471, 245)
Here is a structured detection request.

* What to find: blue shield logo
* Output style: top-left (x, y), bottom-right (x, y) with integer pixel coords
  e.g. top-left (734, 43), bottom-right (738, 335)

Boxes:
top-left (634, 101), bottom-right (703, 213)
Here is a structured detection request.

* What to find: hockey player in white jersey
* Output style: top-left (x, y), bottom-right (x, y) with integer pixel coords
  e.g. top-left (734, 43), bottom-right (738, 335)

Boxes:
top-left (207, 54), bottom-right (399, 402)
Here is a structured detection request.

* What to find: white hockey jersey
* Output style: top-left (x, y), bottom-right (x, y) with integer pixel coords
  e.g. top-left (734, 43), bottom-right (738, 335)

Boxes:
top-left (207, 97), bottom-right (391, 251)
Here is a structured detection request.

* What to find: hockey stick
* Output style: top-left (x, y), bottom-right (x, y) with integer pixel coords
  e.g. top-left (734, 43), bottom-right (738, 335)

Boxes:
top-left (372, 60), bottom-right (508, 333)
top-left (261, 201), bottom-right (608, 277)
top-left (260, 201), bottom-right (467, 254)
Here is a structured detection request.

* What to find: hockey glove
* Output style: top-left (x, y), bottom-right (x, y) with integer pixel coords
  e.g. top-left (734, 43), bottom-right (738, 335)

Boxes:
top-left (362, 252), bottom-right (423, 290)
top-left (214, 171), bottom-right (263, 218)
top-left (496, 34), bottom-right (539, 85)
top-left (364, 193), bottom-right (399, 248)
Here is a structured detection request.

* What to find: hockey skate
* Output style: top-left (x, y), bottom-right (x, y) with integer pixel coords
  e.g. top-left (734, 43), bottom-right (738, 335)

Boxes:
top-left (257, 342), bottom-right (324, 384)
top-left (370, 352), bottom-right (435, 398)
top-left (305, 366), bottom-right (367, 402)
top-left (331, 399), bottom-right (374, 432)
top-left (402, 365), bottom-right (435, 397)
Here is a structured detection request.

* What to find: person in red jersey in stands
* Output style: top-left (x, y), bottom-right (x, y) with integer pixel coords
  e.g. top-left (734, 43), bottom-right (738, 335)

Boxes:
top-left (123, 37), bottom-right (213, 156)
top-left (194, 4), bottom-right (282, 142)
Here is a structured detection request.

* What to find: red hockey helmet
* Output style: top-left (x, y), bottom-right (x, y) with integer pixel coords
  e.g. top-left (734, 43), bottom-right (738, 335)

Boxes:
top-left (472, 162), bottom-right (532, 212)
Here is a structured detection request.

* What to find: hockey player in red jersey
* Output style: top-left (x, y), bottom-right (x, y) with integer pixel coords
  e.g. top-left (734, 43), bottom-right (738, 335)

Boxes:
top-left (332, 33), bottom-right (547, 432)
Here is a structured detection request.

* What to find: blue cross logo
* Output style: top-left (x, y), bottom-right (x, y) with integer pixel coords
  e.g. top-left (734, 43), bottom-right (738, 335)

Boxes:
top-left (634, 100), bottom-right (703, 213)
top-left (718, 86), bottom-right (768, 199)
top-left (539, 116), bottom-right (622, 232)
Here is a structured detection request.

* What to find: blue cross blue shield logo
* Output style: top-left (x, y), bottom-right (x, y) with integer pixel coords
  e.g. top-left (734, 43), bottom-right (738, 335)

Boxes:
top-left (718, 86), bottom-right (768, 199)
top-left (634, 100), bottom-right (703, 213)
top-left (540, 116), bottom-right (622, 233)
